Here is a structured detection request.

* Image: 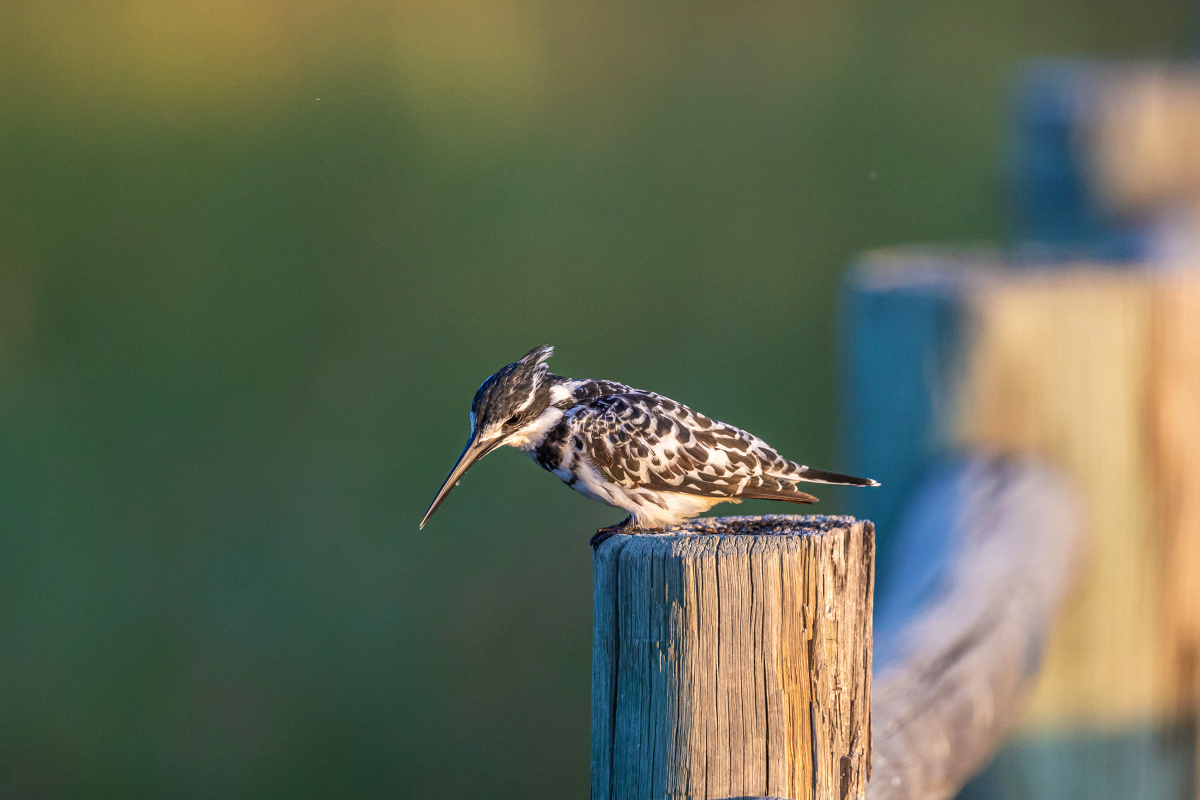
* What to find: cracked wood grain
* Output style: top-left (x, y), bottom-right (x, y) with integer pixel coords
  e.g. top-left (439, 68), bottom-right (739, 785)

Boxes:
top-left (591, 515), bottom-right (874, 800)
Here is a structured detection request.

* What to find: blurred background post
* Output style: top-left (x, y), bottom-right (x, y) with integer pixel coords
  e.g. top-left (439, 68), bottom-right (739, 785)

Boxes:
top-left (847, 62), bottom-right (1200, 799)
top-left (0, 0), bottom-right (1197, 798)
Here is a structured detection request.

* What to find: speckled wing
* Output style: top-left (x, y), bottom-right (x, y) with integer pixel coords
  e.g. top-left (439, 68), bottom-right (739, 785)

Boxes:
top-left (568, 392), bottom-right (819, 504)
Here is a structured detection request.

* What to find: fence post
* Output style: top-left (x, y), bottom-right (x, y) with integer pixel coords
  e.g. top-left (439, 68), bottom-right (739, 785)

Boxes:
top-left (591, 515), bottom-right (874, 800)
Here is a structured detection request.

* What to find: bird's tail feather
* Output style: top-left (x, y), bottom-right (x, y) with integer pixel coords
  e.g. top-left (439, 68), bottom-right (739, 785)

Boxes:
top-left (796, 467), bottom-right (880, 487)
top-left (739, 489), bottom-right (819, 504)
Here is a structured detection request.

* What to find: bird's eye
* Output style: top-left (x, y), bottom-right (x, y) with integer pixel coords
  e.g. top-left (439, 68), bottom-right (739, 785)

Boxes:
top-left (506, 414), bottom-right (521, 427)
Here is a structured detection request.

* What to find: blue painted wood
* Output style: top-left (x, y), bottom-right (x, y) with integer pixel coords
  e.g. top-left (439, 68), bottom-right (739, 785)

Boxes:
top-left (960, 723), bottom-right (1196, 800)
top-left (841, 263), bottom-right (1196, 799)
top-left (1008, 61), bottom-right (1152, 261)
top-left (872, 457), bottom-right (981, 666)
top-left (840, 268), bottom-right (966, 604)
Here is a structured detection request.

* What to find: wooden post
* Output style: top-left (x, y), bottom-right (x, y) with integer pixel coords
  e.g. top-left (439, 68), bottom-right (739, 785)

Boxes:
top-left (591, 515), bottom-right (874, 800)
top-left (846, 254), bottom-right (1200, 798)
top-left (869, 457), bottom-right (1082, 800)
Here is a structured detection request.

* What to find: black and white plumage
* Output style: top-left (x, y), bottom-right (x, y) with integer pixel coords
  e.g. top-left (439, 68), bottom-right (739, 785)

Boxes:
top-left (420, 346), bottom-right (879, 541)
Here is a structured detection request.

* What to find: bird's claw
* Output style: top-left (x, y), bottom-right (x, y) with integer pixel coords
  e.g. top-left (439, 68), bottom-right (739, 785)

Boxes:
top-left (589, 529), bottom-right (617, 550)
top-left (591, 516), bottom-right (635, 550)
top-left (590, 518), bottom-right (672, 549)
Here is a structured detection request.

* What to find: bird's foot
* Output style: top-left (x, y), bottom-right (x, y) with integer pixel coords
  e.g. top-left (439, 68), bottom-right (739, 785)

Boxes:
top-left (590, 517), bottom-right (634, 550)
top-left (590, 517), bottom-right (667, 550)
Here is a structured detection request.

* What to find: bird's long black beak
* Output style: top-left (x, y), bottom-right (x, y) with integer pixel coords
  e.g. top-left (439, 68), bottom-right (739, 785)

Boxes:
top-left (419, 430), bottom-right (501, 529)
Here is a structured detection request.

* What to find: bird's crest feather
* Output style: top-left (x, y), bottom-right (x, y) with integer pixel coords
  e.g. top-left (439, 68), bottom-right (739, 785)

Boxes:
top-left (519, 344), bottom-right (554, 369)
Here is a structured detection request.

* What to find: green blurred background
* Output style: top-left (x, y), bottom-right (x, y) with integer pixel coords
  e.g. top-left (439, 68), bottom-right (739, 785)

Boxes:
top-left (0, 1), bottom-right (1190, 796)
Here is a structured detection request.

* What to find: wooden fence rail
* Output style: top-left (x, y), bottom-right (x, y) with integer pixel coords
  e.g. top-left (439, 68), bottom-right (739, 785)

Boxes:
top-left (869, 457), bottom-right (1081, 800)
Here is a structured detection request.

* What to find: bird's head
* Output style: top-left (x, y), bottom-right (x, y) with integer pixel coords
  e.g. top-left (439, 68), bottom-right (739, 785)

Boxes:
top-left (420, 345), bottom-right (559, 529)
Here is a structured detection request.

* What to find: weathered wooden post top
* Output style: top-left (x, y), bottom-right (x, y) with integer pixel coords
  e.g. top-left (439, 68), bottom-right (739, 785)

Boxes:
top-left (591, 514), bottom-right (875, 800)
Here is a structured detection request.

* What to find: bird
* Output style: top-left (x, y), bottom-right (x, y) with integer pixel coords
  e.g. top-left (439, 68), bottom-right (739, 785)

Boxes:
top-left (420, 345), bottom-right (879, 548)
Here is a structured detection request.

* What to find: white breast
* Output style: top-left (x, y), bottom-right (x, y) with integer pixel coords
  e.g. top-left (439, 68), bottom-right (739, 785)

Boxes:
top-left (569, 452), bottom-right (731, 527)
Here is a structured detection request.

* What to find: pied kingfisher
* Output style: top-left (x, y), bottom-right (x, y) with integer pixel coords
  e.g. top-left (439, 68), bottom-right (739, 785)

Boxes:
top-left (420, 345), bottom-right (879, 547)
